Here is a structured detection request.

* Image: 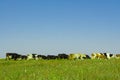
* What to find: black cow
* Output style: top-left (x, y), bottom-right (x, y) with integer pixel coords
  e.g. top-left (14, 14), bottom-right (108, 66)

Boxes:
top-left (47, 55), bottom-right (58, 60)
top-left (21, 55), bottom-right (27, 60)
top-left (37, 55), bottom-right (47, 59)
top-left (6, 53), bottom-right (21, 60)
top-left (58, 53), bottom-right (68, 59)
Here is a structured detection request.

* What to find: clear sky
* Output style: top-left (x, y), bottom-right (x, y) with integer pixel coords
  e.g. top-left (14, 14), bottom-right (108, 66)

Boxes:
top-left (0, 0), bottom-right (120, 58)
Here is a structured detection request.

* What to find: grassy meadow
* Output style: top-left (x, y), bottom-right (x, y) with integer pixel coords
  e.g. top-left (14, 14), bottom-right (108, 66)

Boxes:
top-left (0, 59), bottom-right (120, 80)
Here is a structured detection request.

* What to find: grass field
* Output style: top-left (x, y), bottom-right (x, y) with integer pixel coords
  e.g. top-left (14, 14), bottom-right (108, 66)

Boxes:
top-left (0, 59), bottom-right (120, 80)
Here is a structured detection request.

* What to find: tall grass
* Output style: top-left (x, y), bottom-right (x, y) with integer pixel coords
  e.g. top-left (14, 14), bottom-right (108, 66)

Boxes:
top-left (0, 59), bottom-right (120, 80)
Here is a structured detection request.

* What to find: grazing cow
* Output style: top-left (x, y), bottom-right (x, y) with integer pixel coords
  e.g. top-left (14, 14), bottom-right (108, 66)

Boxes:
top-left (6, 53), bottom-right (21, 60)
top-left (58, 53), bottom-right (68, 59)
top-left (27, 54), bottom-right (38, 60)
top-left (47, 55), bottom-right (58, 60)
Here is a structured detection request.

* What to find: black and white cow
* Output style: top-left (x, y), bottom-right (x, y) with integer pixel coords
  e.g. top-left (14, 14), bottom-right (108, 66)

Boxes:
top-left (91, 53), bottom-right (114, 59)
top-left (27, 54), bottom-right (38, 60)
top-left (6, 53), bottom-right (21, 60)
top-left (83, 55), bottom-right (91, 59)
top-left (103, 53), bottom-right (115, 59)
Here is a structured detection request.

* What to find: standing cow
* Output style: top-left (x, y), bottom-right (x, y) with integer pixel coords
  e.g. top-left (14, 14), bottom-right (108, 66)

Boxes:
top-left (68, 53), bottom-right (89, 60)
top-left (58, 53), bottom-right (68, 59)
top-left (47, 55), bottom-right (58, 60)
top-left (37, 55), bottom-right (47, 59)
top-left (115, 54), bottom-right (120, 59)
top-left (27, 54), bottom-right (38, 60)
top-left (91, 53), bottom-right (114, 59)
top-left (21, 55), bottom-right (27, 60)
top-left (6, 53), bottom-right (21, 60)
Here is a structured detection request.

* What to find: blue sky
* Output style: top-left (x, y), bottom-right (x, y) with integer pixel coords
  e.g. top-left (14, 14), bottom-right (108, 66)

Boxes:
top-left (0, 0), bottom-right (120, 58)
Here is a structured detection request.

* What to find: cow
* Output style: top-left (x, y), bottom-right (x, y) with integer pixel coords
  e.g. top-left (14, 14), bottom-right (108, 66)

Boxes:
top-left (103, 53), bottom-right (115, 59)
top-left (115, 54), bottom-right (120, 59)
top-left (91, 53), bottom-right (114, 59)
top-left (91, 53), bottom-right (105, 59)
top-left (21, 55), bottom-right (27, 60)
top-left (6, 53), bottom-right (21, 60)
top-left (68, 53), bottom-right (80, 60)
top-left (83, 54), bottom-right (91, 59)
top-left (47, 55), bottom-right (58, 60)
top-left (27, 54), bottom-right (38, 60)
top-left (37, 55), bottom-right (47, 60)
top-left (58, 53), bottom-right (68, 59)
top-left (68, 53), bottom-right (89, 60)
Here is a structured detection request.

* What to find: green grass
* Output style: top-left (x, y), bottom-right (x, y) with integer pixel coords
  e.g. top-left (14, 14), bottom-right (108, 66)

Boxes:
top-left (0, 59), bottom-right (120, 80)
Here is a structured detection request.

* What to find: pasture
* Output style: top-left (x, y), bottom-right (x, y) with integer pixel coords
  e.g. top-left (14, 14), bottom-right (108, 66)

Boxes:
top-left (0, 59), bottom-right (120, 80)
